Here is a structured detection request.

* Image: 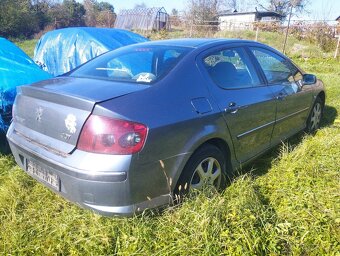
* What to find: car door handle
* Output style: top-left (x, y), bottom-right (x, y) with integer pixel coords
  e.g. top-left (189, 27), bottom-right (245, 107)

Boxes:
top-left (276, 93), bottom-right (287, 101)
top-left (225, 102), bottom-right (247, 114)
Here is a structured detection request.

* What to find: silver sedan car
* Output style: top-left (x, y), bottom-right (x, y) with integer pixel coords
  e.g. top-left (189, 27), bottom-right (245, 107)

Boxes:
top-left (7, 39), bottom-right (325, 216)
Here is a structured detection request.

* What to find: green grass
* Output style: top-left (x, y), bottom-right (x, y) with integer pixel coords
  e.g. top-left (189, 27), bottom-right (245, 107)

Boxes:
top-left (14, 39), bottom-right (38, 58)
top-left (1, 33), bottom-right (339, 255)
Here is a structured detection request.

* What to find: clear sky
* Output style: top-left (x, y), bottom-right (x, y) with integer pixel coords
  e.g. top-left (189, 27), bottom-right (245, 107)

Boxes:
top-left (107, 0), bottom-right (185, 14)
top-left (99, 0), bottom-right (339, 21)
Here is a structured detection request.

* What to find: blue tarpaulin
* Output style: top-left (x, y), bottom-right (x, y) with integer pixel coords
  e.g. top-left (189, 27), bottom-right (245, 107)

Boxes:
top-left (0, 37), bottom-right (52, 132)
top-left (34, 27), bottom-right (149, 76)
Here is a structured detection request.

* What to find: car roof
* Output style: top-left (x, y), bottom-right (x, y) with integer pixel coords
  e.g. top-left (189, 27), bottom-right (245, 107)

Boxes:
top-left (136, 38), bottom-right (257, 49)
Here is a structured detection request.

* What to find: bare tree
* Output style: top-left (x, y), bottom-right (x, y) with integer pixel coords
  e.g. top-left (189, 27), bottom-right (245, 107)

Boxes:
top-left (84, 0), bottom-right (98, 26)
top-left (186, 0), bottom-right (221, 23)
top-left (84, 0), bottom-right (115, 27)
top-left (171, 8), bottom-right (179, 16)
top-left (256, 0), bottom-right (308, 17)
top-left (224, 0), bottom-right (237, 10)
top-left (171, 8), bottom-right (181, 27)
top-left (134, 2), bottom-right (147, 9)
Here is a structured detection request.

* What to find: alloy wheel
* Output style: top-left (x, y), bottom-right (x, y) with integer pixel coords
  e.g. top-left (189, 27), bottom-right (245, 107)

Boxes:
top-left (190, 157), bottom-right (222, 190)
top-left (310, 102), bottom-right (322, 131)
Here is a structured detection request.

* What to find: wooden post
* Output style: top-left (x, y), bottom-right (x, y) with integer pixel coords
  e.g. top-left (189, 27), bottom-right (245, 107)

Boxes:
top-left (107, 10), bottom-right (111, 28)
top-left (334, 35), bottom-right (340, 59)
top-left (255, 26), bottom-right (259, 41)
top-left (190, 21), bottom-right (193, 38)
top-left (283, 4), bottom-right (293, 54)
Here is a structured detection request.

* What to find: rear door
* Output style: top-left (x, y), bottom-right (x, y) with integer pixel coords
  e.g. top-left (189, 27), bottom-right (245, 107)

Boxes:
top-left (249, 47), bottom-right (314, 144)
top-left (198, 46), bottom-right (276, 163)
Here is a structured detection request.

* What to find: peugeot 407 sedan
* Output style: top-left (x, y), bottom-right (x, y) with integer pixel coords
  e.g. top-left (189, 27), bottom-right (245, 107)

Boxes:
top-left (7, 39), bottom-right (325, 216)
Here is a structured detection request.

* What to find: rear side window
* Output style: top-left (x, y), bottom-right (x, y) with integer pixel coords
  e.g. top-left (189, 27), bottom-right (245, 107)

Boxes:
top-left (70, 45), bottom-right (191, 84)
top-left (250, 47), bottom-right (303, 86)
top-left (204, 47), bottom-right (261, 89)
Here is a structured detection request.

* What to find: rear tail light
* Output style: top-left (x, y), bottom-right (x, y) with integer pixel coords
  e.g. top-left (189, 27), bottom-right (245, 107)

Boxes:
top-left (77, 115), bottom-right (147, 155)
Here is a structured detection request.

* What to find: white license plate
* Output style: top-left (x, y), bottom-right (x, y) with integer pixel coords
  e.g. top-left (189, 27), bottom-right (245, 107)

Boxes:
top-left (27, 159), bottom-right (60, 191)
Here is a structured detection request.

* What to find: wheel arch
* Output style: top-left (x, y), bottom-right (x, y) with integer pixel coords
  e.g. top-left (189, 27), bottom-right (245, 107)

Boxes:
top-left (204, 138), bottom-right (235, 178)
top-left (317, 91), bottom-right (326, 106)
top-left (305, 92), bottom-right (325, 133)
top-left (173, 137), bottom-right (234, 197)
top-left (180, 137), bottom-right (234, 181)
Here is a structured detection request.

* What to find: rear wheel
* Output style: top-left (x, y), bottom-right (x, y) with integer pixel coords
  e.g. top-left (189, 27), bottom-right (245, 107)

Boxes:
top-left (174, 144), bottom-right (226, 201)
top-left (306, 97), bottom-right (323, 133)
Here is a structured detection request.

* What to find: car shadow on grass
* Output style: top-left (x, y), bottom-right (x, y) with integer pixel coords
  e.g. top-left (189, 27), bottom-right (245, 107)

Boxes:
top-left (321, 105), bottom-right (338, 128)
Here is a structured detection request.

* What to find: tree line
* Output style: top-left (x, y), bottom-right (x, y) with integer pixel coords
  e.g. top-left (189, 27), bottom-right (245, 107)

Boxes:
top-left (184, 0), bottom-right (307, 25)
top-left (0, 0), bottom-right (307, 39)
top-left (0, 0), bottom-right (115, 39)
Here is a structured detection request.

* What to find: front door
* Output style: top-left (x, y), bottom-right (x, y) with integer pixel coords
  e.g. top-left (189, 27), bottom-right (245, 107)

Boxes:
top-left (249, 47), bottom-right (314, 144)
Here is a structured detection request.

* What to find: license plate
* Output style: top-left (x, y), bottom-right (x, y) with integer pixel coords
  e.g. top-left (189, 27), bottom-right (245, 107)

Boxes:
top-left (27, 159), bottom-right (60, 191)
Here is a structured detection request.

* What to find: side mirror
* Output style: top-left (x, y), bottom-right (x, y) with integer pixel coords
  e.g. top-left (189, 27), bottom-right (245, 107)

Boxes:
top-left (302, 74), bottom-right (316, 85)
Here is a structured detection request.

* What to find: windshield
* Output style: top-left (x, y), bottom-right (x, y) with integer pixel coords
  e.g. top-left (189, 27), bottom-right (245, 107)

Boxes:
top-left (69, 45), bottom-right (191, 84)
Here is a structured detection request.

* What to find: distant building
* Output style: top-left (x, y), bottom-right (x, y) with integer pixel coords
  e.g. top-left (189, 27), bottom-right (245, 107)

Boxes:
top-left (218, 10), bottom-right (284, 31)
top-left (336, 16), bottom-right (340, 35)
top-left (114, 7), bottom-right (170, 31)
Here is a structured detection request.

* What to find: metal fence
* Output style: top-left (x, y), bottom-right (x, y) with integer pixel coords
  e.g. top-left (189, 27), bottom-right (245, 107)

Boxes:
top-left (138, 17), bottom-right (339, 58)
top-left (170, 17), bottom-right (338, 36)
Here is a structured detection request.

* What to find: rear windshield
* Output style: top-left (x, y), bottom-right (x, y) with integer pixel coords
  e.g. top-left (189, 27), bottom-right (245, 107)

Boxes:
top-left (69, 45), bottom-right (191, 84)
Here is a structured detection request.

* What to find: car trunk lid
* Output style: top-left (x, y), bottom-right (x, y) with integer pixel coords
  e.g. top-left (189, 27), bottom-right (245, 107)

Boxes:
top-left (13, 77), bottom-right (149, 154)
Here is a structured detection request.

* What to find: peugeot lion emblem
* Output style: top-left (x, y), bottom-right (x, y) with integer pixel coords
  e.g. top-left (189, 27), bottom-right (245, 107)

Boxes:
top-left (35, 106), bottom-right (43, 122)
top-left (65, 114), bottom-right (77, 134)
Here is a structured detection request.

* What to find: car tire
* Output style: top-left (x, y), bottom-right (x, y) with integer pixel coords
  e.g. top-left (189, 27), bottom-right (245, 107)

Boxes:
top-left (174, 144), bottom-right (227, 202)
top-left (305, 97), bottom-right (323, 134)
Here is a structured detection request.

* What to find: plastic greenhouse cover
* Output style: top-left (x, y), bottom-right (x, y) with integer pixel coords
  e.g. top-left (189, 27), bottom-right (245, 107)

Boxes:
top-left (0, 37), bottom-right (52, 132)
top-left (34, 27), bottom-right (149, 76)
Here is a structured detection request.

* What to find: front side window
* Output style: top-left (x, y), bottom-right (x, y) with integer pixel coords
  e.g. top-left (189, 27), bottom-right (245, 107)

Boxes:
top-left (69, 45), bottom-right (191, 84)
top-left (250, 47), bottom-right (303, 86)
top-left (203, 47), bottom-right (261, 89)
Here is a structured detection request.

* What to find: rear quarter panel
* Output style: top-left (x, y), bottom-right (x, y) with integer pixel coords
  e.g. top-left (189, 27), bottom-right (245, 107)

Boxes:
top-left (94, 52), bottom-right (237, 188)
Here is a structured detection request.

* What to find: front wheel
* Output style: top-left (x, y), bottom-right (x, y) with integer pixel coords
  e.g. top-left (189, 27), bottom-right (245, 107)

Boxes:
top-left (174, 144), bottom-right (227, 201)
top-left (305, 97), bottom-right (323, 133)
